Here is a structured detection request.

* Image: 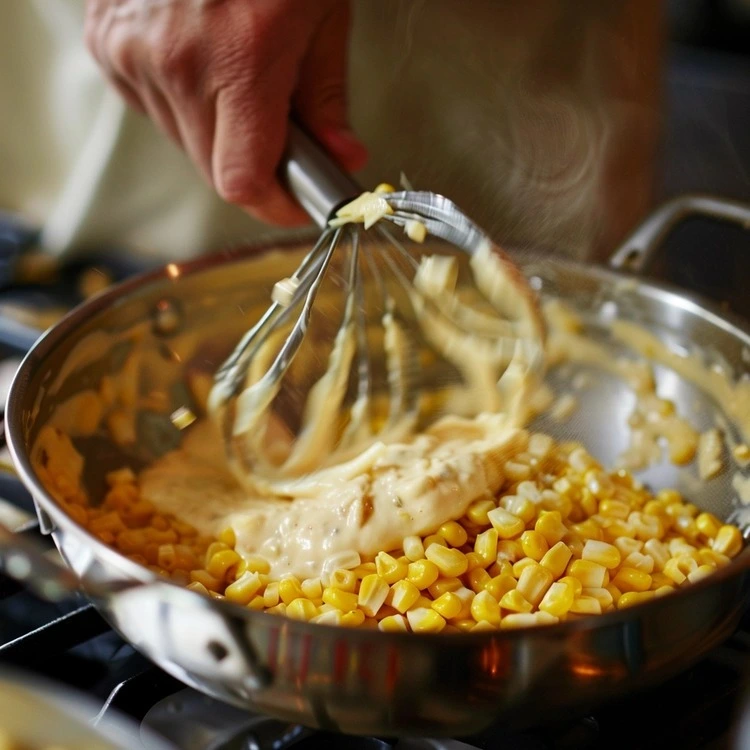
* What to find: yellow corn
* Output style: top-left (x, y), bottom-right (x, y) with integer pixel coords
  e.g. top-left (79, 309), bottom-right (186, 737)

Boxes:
top-left (643, 539), bottom-right (669, 570)
top-left (714, 525), bottom-right (743, 557)
top-left (266, 603), bottom-right (287, 616)
top-left (206, 549), bottom-right (241, 580)
top-left (612, 567), bottom-right (652, 593)
top-left (423, 534), bottom-right (447, 548)
top-left (581, 587), bottom-right (613, 609)
top-left (622, 551), bottom-right (655, 574)
top-left (286, 598), bottom-right (319, 621)
top-left (568, 559), bottom-right (607, 588)
top-left (466, 498), bottom-right (497, 526)
top-left (407, 559), bottom-right (440, 590)
top-left (390, 579), bottom-right (421, 614)
top-left (687, 564), bottom-right (716, 584)
top-left (224, 571), bottom-right (262, 605)
top-left (484, 573), bottom-right (517, 601)
top-left (277, 577), bottom-right (304, 605)
top-left (539, 541), bottom-right (573, 579)
top-left (465, 552), bottom-right (485, 571)
top-left (322, 587), bottom-right (359, 612)
top-left (452, 587), bottom-right (476, 619)
top-left (570, 596), bottom-right (602, 615)
top-left (475, 528), bottom-right (499, 564)
top-left (571, 519), bottom-right (604, 541)
top-left (581, 540), bottom-right (621, 569)
top-left (539, 580), bottom-right (575, 617)
top-left (378, 614), bottom-right (408, 632)
top-left (329, 569), bottom-right (357, 593)
top-left (663, 556), bottom-right (693, 584)
top-left (613, 537), bottom-right (643, 556)
top-left (558, 575), bottom-right (583, 598)
top-left (300, 577), bottom-right (323, 600)
top-left (535, 511), bottom-right (568, 545)
top-left (516, 562), bottom-right (554, 607)
top-left (375, 551), bottom-right (408, 584)
top-left (341, 609), bottom-right (366, 627)
top-left (358, 574), bottom-right (390, 617)
top-left (406, 608), bottom-right (446, 633)
top-left (468, 568), bottom-right (492, 594)
top-left (427, 577), bottom-right (462, 598)
top-left (431, 591), bottom-right (463, 619)
top-left (425, 544), bottom-right (469, 577)
top-left (312, 610), bottom-right (343, 626)
top-left (438, 521), bottom-right (468, 548)
top-left (403, 535), bottom-right (425, 561)
top-left (505, 496), bottom-right (537, 525)
top-left (599, 499), bottom-right (630, 519)
top-left (499, 589), bottom-right (533, 613)
top-left (512, 557), bottom-right (538, 578)
top-left (470, 590), bottom-right (502, 626)
top-left (520, 530), bottom-right (549, 561)
top-left (617, 591), bottom-right (656, 609)
top-left (487, 507), bottom-right (525, 539)
top-left (501, 612), bottom-right (559, 630)
top-left (190, 570), bottom-right (223, 593)
top-left (496, 540), bottom-right (524, 564)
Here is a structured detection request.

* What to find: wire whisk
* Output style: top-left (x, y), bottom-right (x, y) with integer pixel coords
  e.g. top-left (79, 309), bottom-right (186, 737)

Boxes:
top-left (209, 124), bottom-right (545, 490)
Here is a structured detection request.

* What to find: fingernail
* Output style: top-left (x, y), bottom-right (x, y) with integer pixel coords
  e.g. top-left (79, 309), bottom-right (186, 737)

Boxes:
top-left (318, 126), bottom-right (369, 171)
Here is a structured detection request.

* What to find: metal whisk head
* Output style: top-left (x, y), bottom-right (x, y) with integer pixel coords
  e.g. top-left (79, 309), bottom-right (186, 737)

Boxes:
top-left (209, 125), bottom-right (545, 489)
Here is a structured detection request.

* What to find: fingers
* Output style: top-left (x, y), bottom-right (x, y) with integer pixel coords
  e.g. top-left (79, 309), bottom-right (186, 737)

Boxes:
top-left (294, 1), bottom-right (368, 173)
top-left (212, 80), bottom-right (310, 227)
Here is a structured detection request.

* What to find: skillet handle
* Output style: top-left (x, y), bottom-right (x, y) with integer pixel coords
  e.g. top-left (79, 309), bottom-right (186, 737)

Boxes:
top-left (0, 522), bottom-right (118, 602)
top-left (609, 193), bottom-right (750, 272)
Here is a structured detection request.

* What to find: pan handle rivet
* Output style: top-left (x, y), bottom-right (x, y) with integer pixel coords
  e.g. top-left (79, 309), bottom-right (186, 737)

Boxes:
top-left (207, 640), bottom-right (229, 662)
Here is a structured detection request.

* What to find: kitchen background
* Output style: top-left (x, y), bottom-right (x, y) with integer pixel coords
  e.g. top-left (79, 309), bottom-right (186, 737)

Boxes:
top-left (0, 2), bottom-right (749, 749)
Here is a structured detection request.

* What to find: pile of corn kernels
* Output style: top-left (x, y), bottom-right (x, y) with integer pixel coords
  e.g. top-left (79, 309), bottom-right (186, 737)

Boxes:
top-left (46, 430), bottom-right (744, 633)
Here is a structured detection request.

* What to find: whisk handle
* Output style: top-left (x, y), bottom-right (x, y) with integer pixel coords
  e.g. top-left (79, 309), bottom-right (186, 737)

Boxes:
top-left (283, 122), bottom-right (363, 228)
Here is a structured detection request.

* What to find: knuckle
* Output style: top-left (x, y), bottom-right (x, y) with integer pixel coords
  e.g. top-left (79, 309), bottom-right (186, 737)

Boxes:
top-left (216, 168), bottom-right (272, 206)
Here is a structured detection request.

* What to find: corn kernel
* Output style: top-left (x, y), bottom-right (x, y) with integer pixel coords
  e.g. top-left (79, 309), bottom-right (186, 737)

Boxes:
top-left (407, 559), bottom-right (440, 590)
top-left (558, 575), bottom-right (583, 598)
top-left (516, 563), bottom-right (554, 606)
top-left (358, 574), bottom-right (390, 617)
top-left (330, 569), bottom-right (357, 593)
top-left (206, 549), bottom-right (241, 580)
top-left (475, 528), bottom-right (499, 564)
top-left (499, 589), bottom-right (532, 613)
top-left (428, 577), bottom-right (462, 598)
top-left (713, 525), bottom-right (743, 557)
top-left (599, 499), bottom-right (630, 519)
top-left (470, 590), bottom-right (502, 625)
top-left (612, 566), bottom-right (652, 593)
top-left (403, 535), bottom-right (425, 561)
top-left (617, 591), bottom-right (655, 609)
top-left (432, 591), bottom-right (463, 619)
top-left (466, 497), bottom-right (496, 525)
top-left (375, 551), bottom-right (408, 584)
top-left (496, 540), bottom-right (524, 563)
top-left (189, 570), bottom-right (223, 592)
top-left (218, 527), bottom-right (236, 547)
top-left (312, 610), bottom-right (344, 626)
top-left (224, 571), bottom-right (262, 605)
top-left (378, 614), bottom-right (408, 632)
top-left (539, 541), bottom-right (573, 579)
top-left (623, 551), bottom-right (654, 574)
top-left (535, 511), bottom-right (568, 545)
top-left (582, 540), bottom-right (621, 569)
top-left (438, 521), bottom-right (468, 548)
top-left (453, 587), bottom-right (475, 619)
top-left (539, 580), bottom-right (575, 617)
top-left (571, 519), bottom-right (604, 541)
top-left (465, 552), bottom-right (485, 571)
top-left (568, 559), bottom-right (607, 588)
top-left (406, 608), bottom-right (446, 633)
top-left (322, 587), bottom-right (359, 612)
top-left (266, 603), bottom-right (287, 616)
top-left (247, 595), bottom-right (265, 611)
top-left (472, 620), bottom-right (498, 632)
top-left (286, 598), bottom-right (319, 621)
top-left (520, 530), bottom-right (549, 561)
top-left (487, 507), bottom-right (525, 539)
top-left (687, 564), bottom-right (716, 583)
top-left (454, 618), bottom-right (476, 633)
top-left (484, 573), bottom-right (517, 601)
top-left (341, 609), bottom-right (366, 627)
top-left (582, 587), bottom-right (614, 608)
top-left (468, 567), bottom-right (492, 593)
top-left (242, 554), bottom-right (270, 574)
top-left (570, 596), bottom-right (602, 615)
top-left (300, 577), bottom-right (323, 600)
top-left (423, 534), bottom-right (447, 548)
top-left (390, 579), bottom-right (421, 613)
top-left (425, 544), bottom-right (468, 577)
top-left (501, 612), bottom-right (559, 629)
top-left (505, 496), bottom-right (537, 525)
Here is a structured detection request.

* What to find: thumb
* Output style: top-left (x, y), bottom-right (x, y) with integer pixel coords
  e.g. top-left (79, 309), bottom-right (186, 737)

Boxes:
top-left (294, 2), bottom-right (368, 173)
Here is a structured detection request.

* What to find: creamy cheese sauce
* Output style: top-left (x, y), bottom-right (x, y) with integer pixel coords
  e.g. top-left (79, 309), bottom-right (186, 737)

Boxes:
top-left (140, 415), bottom-right (526, 579)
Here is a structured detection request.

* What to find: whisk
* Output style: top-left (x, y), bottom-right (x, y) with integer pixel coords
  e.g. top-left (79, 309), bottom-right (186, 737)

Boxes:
top-left (209, 123), bottom-right (545, 489)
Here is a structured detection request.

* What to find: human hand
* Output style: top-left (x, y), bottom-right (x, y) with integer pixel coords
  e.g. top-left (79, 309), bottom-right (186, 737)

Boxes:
top-left (84, 0), bottom-right (368, 226)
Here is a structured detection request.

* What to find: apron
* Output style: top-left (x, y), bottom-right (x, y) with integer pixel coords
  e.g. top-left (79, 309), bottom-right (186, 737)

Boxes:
top-left (0, 0), bottom-right (662, 264)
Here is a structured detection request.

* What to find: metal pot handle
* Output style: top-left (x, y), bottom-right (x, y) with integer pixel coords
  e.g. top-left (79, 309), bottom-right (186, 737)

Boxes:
top-left (0, 522), bottom-right (113, 602)
top-left (609, 193), bottom-right (750, 272)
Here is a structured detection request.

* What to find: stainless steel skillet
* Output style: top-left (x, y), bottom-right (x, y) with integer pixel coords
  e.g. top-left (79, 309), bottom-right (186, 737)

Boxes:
top-left (1, 194), bottom-right (750, 738)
